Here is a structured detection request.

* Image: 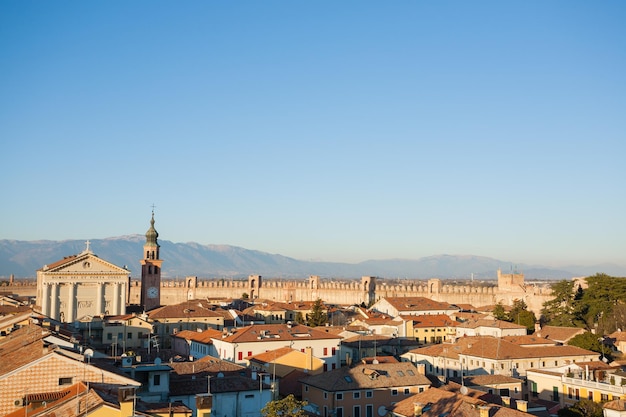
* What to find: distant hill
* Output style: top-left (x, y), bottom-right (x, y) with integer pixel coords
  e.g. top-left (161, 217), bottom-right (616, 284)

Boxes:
top-left (0, 236), bottom-right (624, 280)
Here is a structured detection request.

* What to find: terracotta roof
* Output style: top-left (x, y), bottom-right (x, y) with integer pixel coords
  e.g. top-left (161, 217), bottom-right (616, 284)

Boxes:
top-left (402, 314), bottom-right (457, 328)
top-left (537, 326), bottom-right (585, 342)
top-left (604, 399), bottom-right (626, 411)
top-left (379, 297), bottom-right (458, 312)
top-left (360, 317), bottom-right (397, 325)
top-left (607, 330), bottom-right (626, 342)
top-left (248, 346), bottom-right (296, 363)
top-left (219, 323), bottom-right (341, 343)
top-left (4, 383), bottom-right (105, 417)
top-left (147, 300), bottom-right (228, 319)
top-left (502, 335), bottom-right (556, 346)
top-left (462, 374), bottom-right (523, 386)
top-left (0, 305), bottom-right (31, 315)
top-left (0, 324), bottom-right (49, 375)
top-left (342, 334), bottom-right (393, 346)
top-left (457, 319), bottom-right (526, 330)
top-left (409, 336), bottom-right (597, 360)
top-left (300, 362), bottom-right (430, 391)
top-left (41, 255), bottom-right (79, 270)
top-left (388, 386), bottom-right (483, 417)
top-left (172, 328), bottom-right (223, 344)
top-left (170, 357), bottom-right (244, 375)
top-left (389, 384), bottom-right (530, 417)
top-left (390, 386), bottom-right (532, 417)
top-left (168, 359), bottom-right (247, 396)
top-left (574, 360), bottom-right (614, 370)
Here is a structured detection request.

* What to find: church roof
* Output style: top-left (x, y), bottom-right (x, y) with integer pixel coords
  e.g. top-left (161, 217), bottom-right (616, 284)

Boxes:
top-left (38, 247), bottom-right (129, 274)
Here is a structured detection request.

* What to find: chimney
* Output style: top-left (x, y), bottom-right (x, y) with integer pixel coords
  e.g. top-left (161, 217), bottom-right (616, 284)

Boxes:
top-left (195, 393), bottom-right (213, 412)
top-left (416, 363), bottom-right (426, 375)
top-left (414, 402), bottom-right (425, 416)
top-left (535, 321), bottom-right (541, 335)
top-left (306, 347), bottom-right (313, 371)
top-left (479, 405), bottom-right (491, 417)
top-left (117, 386), bottom-right (137, 417)
top-left (502, 396), bottom-right (511, 408)
top-left (516, 400), bottom-right (528, 412)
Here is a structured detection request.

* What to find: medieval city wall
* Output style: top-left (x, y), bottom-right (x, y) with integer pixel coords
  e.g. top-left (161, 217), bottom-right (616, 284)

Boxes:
top-left (6, 273), bottom-right (553, 316)
top-left (134, 275), bottom-right (552, 315)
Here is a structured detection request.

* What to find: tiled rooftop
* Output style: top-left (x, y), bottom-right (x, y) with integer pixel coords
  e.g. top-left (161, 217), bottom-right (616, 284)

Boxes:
top-left (301, 362), bottom-right (430, 391)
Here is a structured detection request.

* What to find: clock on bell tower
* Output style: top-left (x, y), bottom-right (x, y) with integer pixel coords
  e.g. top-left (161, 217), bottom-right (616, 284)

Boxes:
top-left (140, 209), bottom-right (163, 311)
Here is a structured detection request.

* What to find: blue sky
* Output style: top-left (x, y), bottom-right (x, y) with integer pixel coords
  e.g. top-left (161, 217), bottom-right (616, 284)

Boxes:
top-left (1, 1), bottom-right (625, 267)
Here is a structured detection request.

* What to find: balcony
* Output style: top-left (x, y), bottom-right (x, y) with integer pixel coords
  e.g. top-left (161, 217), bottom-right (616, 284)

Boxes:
top-left (562, 376), bottom-right (626, 395)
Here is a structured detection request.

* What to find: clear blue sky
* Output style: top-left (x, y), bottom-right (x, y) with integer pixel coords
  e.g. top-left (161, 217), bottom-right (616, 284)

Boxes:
top-left (1, 1), bottom-right (625, 267)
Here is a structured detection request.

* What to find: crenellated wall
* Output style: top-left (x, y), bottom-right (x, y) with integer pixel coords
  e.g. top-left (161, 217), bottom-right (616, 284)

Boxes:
top-left (130, 274), bottom-right (552, 315)
top-left (10, 272), bottom-right (553, 316)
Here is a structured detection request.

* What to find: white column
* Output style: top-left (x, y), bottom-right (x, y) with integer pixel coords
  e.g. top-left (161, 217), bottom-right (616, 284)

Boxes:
top-left (67, 283), bottom-right (76, 323)
top-left (96, 283), bottom-right (104, 315)
top-left (119, 282), bottom-right (126, 315)
top-left (41, 284), bottom-right (50, 317)
top-left (50, 284), bottom-right (59, 320)
top-left (113, 283), bottom-right (120, 315)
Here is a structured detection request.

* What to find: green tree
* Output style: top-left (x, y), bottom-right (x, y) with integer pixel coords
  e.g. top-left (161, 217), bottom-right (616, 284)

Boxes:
top-left (508, 299), bottom-right (536, 333)
top-left (568, 331), bottom-right (611, 361)
top-left (493, 302), bottom-right (508, 321)
top-left (308, 298), bottom-right (328, 327)
top-left (261, 394), bottom-right (308, 417)
top-left (558, 399), bottom-right (604, 417)
top-left (295, 312), bottom-right (306, 325)
top-left (579, 274), bottom-right (626, 334)
top-left (241, 292), bottom-right (249, 299)
top-left (541, 280), bottom-right (579, 326)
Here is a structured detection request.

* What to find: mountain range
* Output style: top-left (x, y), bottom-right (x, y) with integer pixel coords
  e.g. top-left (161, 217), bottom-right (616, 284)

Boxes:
top-left (1, 235), bottom-right (624, 280)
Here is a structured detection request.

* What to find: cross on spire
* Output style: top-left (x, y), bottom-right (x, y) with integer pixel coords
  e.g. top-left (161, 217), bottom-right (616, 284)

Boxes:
top-left (151, 203), bottom-right (156, 214)
top-left (85, 240), bottom-right (91, 252)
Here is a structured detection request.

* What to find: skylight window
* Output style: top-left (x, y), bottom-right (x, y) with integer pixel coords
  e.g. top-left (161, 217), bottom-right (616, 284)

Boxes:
top-left (344, 376), bottom-right (353, 383)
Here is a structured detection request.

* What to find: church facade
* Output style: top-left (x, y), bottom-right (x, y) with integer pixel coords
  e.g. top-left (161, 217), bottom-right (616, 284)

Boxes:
top-left (36, 242), bottom-right (130, 322)
top-left (35, 212), bottom-right (163, 322)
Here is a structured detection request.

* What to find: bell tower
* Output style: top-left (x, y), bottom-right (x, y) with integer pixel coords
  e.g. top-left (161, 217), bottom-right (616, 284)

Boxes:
top-left (140, 209), bottom-right (163, 311)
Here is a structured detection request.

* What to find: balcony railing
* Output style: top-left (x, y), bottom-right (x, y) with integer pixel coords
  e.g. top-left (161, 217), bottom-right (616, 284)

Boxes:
top-left (562, 376), bottom-right (626, 394)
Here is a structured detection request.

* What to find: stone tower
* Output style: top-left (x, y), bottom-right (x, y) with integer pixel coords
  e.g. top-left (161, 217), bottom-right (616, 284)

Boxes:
top-left (140, 210), bottom-right (163, 311)
top-left (248, 274), bottom-right (262, 299)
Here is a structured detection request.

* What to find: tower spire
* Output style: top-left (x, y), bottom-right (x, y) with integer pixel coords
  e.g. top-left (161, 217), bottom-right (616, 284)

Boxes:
top-left (141, 208), bottom-right (163, 311)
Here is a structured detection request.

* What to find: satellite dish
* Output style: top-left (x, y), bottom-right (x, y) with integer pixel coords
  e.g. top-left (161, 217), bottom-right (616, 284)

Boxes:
top-left (84, 348), bottom-right (94, 357)
top-left (460, 386), bottom-right (469, 395)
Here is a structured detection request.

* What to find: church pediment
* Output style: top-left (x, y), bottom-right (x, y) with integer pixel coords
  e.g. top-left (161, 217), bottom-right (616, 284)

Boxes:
top-left (43, 252), bottom-right (129, 275)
